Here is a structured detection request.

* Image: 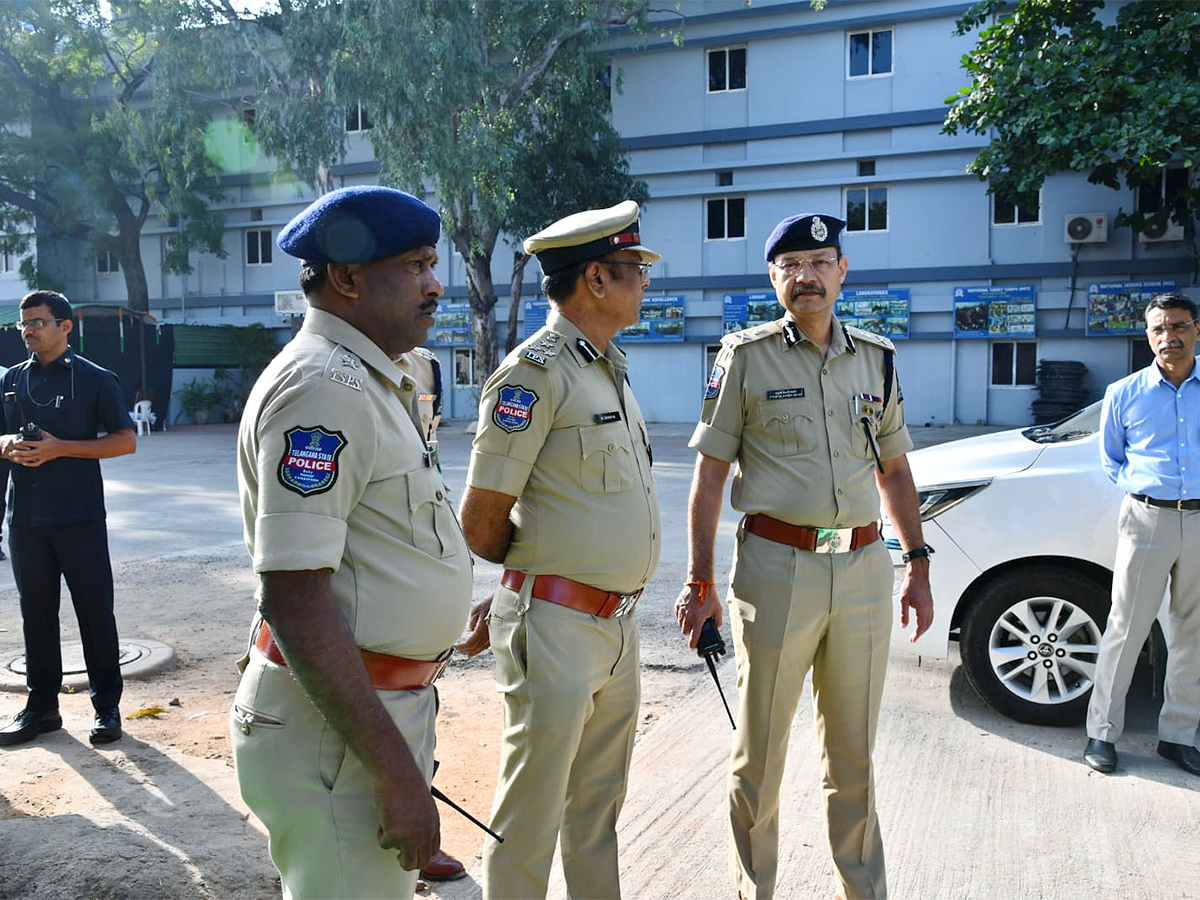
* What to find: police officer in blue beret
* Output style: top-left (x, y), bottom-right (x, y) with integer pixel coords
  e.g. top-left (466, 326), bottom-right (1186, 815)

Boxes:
top-left (678, 213), bottom-right (933, 899)
top-left (231, 186), bottom-right (473, 899)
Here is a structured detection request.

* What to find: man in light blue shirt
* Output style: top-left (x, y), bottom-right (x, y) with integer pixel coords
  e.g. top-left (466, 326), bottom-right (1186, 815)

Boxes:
top-left (1086, 291), bottom-right (1200, 777)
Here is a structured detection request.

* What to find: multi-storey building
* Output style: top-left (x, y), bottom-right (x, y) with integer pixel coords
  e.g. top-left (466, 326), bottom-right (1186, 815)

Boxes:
top-left (1, 0), bottom-right (1192, 426)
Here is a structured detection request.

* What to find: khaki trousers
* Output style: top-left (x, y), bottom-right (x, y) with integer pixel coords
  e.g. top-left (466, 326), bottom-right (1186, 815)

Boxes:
top-left (727, 529), bottom-right (892, 900)
top-left (230, 653), bottom-right (436, 900)
top-left (482, 577), bottom-right (640, 900)
top-left (1088, 495), bottom-right (1200, 746)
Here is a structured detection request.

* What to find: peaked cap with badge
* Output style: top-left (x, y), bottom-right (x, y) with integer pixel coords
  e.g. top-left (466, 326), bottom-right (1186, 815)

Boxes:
top-left (277, 186), bottom-right (440, 265)
top-left (764, 213), bottom-right (845, 262)
top-left (524, 200), bottom-right (662, 276)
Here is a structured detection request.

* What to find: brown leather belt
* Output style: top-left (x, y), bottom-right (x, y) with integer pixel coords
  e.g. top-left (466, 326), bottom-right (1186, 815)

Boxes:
top-left (742, 513), bottom-right (880, 553)
top-left (253, 620), bottom-right (451, 690)
top-left (500, 570), bottom-right (642, 618)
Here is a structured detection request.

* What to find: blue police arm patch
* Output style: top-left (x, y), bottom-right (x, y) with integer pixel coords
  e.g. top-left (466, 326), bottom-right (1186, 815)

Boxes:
top-left (278, 426), bottom-right (348, 496)
top-left (704, 364), bottom-right (725, 400)
top-left (493, 385), bottom-right (539, 433)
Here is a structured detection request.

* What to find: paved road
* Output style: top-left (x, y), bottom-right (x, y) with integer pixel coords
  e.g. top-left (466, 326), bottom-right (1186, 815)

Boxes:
top-left (4, 419), bottom-right (1196, 899)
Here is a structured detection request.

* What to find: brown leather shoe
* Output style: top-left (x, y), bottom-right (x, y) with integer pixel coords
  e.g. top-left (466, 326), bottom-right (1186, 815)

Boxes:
top-left (420, 849), bottom-right (467, 881)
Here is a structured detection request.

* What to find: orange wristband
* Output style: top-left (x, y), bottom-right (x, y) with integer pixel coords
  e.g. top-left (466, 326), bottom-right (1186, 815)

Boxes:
top-left (686, 580), bottom-right (714, 602)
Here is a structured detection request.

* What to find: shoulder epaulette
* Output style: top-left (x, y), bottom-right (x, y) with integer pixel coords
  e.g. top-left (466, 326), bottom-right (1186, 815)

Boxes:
top-left (411, 346), bottom-right (436, 361)
top-left (325, 346), bottom-right (366, 392)
top-left (721, 319), bottom-right (784, 348)
top-left (845, 325), bottom-right (896, 352)
top-left (520, 329), bottom-right (567, 368)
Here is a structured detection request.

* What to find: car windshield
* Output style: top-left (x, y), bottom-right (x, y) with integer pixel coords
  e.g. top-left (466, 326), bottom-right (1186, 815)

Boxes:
top-left (1022, 401), bottom-right (1102, 444)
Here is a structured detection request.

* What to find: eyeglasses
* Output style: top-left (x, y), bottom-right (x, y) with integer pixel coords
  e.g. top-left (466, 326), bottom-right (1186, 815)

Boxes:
top-left (771, 255), bottom-right (840, 277)
top-left (603, 260), bottom-right (653, 277)
top-left (1146, 320), bottom-right (1197, 336)
top-left (14, 318), bottom-right (66, 331)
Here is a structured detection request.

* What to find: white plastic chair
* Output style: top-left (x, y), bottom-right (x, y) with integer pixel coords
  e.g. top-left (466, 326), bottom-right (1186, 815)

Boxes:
top-left (130, 399), bottom-right (157, 436)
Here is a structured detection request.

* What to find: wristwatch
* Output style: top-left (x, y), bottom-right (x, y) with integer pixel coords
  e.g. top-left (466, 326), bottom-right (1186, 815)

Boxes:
top-left (901, 544), bottom-right (935, 563)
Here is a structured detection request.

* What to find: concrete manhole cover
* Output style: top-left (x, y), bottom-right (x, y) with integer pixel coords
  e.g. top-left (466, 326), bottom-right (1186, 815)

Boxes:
top-left (0, 639), bottom-right (175, 692)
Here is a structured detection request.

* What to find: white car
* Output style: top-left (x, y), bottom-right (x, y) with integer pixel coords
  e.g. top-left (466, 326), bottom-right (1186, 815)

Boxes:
top-left (883, 402), bottom-right (1168, 726)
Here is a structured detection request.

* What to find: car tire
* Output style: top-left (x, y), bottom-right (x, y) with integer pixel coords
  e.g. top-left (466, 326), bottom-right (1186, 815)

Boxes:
top-left (960, 567), bottom-right (1109, 726)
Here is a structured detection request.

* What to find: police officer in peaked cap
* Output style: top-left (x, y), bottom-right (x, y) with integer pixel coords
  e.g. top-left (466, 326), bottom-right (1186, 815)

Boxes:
top-left (456, 200), bottom-right (662, 899)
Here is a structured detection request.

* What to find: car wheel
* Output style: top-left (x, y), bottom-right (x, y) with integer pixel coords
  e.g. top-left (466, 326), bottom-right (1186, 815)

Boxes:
top-left (960, 567), bottom-right (1108, 726)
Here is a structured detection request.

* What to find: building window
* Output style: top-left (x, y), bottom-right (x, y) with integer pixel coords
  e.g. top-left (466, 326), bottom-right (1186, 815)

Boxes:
top-left (1137, 166), bottom-right (1190, 215)
top-left (845, 186), bottom-right (888, 232)
top-left (708, 47), bottom-right (746, 93)
top-left (849, 29), bottom-right (893, 77)
top-left (705, 344), bottom-right (721, 382)
top-left (345, 103), bottom-right (373, 133)
top-left (993, 188), bottom-right (1040, 225)
top-left (706, 197), bottom-right (746, 241)
top-left (717, 170), bottom-right (733, 187)
top-left (246, 229), bottom-right (273, 266)
top-left (857, 159), bottom-right (876, 177)
top-left (97, 249), bottom-right (120, 273)
top-left (453, 348), bottom-right (474, 388)
top-left (992, 342), bottom-right (1037, 386)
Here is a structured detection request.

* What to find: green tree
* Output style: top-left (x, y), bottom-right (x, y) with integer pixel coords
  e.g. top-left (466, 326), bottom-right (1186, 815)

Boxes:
top-left (228, 0), bottom-right (651, 389)
top-left (501, 61), bottom-right (649, 354)
top-left (0, 0), bottom-right (229, 311)
top-left (944, 0), bottom-right (1200, 237)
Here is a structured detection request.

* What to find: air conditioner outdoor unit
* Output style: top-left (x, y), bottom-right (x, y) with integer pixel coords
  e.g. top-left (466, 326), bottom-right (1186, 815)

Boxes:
top-left (1065, 213), bottom-right (1108, 244)
top-left (1138, 219), bottom-right (1185, 243)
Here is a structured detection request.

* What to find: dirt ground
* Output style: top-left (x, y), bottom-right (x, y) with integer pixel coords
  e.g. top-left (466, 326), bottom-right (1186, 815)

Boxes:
top-left (0, 541), bottom-right (694, 900)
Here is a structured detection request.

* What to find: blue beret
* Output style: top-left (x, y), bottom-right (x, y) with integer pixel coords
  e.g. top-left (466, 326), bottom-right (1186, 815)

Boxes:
top-left (277, 186), bottom-right (440, 264)
top-left (764, 213), bottom-right (845, 262)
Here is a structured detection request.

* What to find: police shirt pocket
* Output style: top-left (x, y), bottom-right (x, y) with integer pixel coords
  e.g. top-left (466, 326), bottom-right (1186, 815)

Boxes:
top-left (405, 469), bottom-right (460, 559)
top-left (756, 398), bottom-right (815, 456)
top-left (579, 422), bottom-right (635, 493)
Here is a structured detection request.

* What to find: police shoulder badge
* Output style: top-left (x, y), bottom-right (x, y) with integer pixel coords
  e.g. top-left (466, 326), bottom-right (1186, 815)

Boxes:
top-left (704, 364), bottom-right (725, 400)
top-left (278, 426), bottom-right (348, 496)
top-left (493, 385), bottom-right (539, 433)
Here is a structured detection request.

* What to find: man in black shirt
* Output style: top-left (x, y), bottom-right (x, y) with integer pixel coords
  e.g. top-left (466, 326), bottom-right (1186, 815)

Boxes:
top-left (0, 290), bottom-right (136, 747)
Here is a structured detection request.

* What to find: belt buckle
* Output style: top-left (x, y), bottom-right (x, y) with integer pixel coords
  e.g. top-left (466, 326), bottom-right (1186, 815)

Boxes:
top-left (814, 527), bottom-right (853, 554)
top-left (611, 590), bottom-right (641, 617)
top-left (430, 648), bottom-right (453, 684)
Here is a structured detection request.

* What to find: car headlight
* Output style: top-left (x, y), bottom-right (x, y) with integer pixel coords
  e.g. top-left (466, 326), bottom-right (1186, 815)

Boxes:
top-left (916, 481), bottom-right (992, 521)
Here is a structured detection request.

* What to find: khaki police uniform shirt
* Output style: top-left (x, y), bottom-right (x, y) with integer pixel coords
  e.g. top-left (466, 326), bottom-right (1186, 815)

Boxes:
top-left (691, 316), bottom-right (913, 528)
top-left (467, 309), bottom-right (661, 594)
top-left (395, 347), bottom-right (442, 445)
top-left (237, 308), bottom-right (471, 659)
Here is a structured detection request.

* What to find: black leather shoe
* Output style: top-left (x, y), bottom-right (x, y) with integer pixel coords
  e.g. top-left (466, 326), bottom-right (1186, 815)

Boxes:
top-left (89, 708), bottom-right (123, 745)
top-left (1157, 741), bottom-right (1200, 776)
top-left (0, 706), bottom-right (63, 747)
top-left (1083, 738), bottom-right (1117, 773)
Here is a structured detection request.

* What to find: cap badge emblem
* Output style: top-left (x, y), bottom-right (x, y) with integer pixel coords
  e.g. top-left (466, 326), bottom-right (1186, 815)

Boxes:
top-left (811, 218), bottom-right (828, 242)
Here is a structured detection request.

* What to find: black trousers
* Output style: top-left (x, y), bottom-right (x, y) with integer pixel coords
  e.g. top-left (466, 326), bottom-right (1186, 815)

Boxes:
top-left (9, 520), bottom-right (123, 712)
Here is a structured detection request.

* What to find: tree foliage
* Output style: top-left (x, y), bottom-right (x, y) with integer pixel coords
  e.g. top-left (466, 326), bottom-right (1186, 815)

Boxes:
top-left (0, 0), bottom-right (229, 311)
top-left (227, 0), bottom-right (651, 388)
top-left (944, 0), bottom-right (1200, 234)
top-left (501, 59), bottom-right (649, 353)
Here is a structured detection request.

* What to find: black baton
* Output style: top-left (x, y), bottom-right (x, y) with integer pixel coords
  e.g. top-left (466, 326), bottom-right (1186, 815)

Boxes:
top-left (431, 760), bottom-right (504, 842)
